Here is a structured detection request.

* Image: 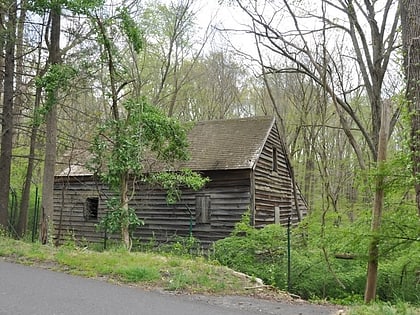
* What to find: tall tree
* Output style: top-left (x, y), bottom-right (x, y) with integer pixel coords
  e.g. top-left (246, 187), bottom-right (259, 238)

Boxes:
top-left (14, 0), bottom-right (31, 237)
top-left (138, 0), bottom-right (211, 116)
top-left (90, 8), bottom-right (207, 249)
top-left (39, 2), bottom-right (61, 244)
top-left (400, 0), bottom-right (420, 217)
top-left (175, 50), bottom-right (247, 120)
top-left (0, 0), bottom-right (17, 230)
top-left (231, 0), bottom-right (400, 302)
top-left (0, 3), bottom-right (5, 101)
top-left (29, 0), bottom-right (103, 243)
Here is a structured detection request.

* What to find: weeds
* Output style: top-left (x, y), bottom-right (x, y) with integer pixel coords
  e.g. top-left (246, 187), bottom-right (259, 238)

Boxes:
top-left (348, 301), bottom-right (420, 315)
top-left (0, 236), bottom-right (250, 294)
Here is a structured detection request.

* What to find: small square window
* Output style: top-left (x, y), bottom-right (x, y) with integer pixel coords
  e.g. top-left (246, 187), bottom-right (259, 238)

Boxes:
top-left (84, 197), bottom-right (99, 220)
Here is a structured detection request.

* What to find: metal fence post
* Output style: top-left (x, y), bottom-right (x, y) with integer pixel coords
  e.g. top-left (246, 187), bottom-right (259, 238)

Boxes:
top-left (32, 186), bottom-right (39, 242)
top-left (287, 216), bottom-right (291, 292)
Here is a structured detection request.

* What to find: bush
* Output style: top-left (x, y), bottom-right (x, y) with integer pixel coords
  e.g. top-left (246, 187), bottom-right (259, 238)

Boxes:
top-left (290, 249), bottom-right (366, 301)
top-left (213, 212), bottom-right (420, 305)
top-left (376, 244), bottom-right (420, 303)
top-left (214, 214), bottom-right (288, 288)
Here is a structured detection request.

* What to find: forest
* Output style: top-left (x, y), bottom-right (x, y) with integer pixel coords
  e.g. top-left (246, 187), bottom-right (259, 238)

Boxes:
top-left (0, 0), bottom-right (419, 306)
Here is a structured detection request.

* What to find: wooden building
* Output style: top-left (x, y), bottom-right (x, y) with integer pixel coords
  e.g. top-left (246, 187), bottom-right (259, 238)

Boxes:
top-left (53, 116), bottom-right (307, 247)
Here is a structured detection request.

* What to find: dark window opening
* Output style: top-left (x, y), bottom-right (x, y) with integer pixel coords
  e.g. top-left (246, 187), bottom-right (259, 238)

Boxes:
top-left (272, 147), bottom-right (278, 172)
top-left (84, 197), bottom-right (99, 220)
top-left (196, 195), bottom-right (211, 224)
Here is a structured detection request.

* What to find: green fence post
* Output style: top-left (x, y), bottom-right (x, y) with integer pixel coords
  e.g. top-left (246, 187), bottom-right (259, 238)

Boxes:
top-left (287, 216), bottom-right (291, 292)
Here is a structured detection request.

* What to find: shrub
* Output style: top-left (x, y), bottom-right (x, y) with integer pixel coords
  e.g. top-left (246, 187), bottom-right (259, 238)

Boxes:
top-left (214, 214), bottom-right (288, 288)
top-left (290, 249), bottom-right (366, 301)
top-left (214, 212), bottom-right (420, 305)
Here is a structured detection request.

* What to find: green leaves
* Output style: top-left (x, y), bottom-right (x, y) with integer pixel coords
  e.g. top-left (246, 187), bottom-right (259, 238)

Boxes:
top-left (89, 97), bottom-right (197, 190)
top-left (35, 64), bottom-right (77, 125)
top-left (89, 97), bottom-right (207, 241)
top-left (27, 0), bottom-right (104, 15)
top-left (119, 8), bottom-right (144, 53)
top-left (96, 198), bottom-right (144, 234)
top-left (214, 217), bottom-right (288, 287)
top-left (138, 104), bottom-right (190, 163)
top-left (148, 169), bottom-right (209, 204)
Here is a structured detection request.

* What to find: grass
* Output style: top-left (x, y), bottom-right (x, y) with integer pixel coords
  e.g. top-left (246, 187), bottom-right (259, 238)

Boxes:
top-left (347, 302), bottom-right (420, 315)
top-left (0, 236), bottom-right (257, 295)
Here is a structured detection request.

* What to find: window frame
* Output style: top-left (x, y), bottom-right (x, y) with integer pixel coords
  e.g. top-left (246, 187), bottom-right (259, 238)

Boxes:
top-left (195, 194), bottom-right (211, 224)
top-left (84, 197), bottom-right (99, 221)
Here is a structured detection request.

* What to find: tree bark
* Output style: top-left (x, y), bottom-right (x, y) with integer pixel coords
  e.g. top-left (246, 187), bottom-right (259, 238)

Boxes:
top-left (364, 101), bottom-right (389, 303)
top-left (400, 0), bottom-right (420, 217)
top-left (0, 7), bottom-right (5, 100)
top-left (0, 0), bottom-right (17, 230)
top-left (120, 174), bottom-right (131, 250)
top-left (12, 0), bottom-right (26, 145)
top-left (40, 6), bottom-right (61, 244)
top-left (17, 85), bottom-right (42, 237)
top-left (15, 1), bottom-right (30, 237)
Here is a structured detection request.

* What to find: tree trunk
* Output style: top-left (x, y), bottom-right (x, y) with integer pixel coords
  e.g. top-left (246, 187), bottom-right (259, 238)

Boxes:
top-left (17, 85), bottom-right (42, 237)
top-left (410, 38), bottom-right (420, 218)
top-left (17, 12), bottom-right (46, 236)
top-left (120, 174), bottom-right (131, 250)
top-left (40, 6), bottom-right (61, 244)
top-left (15, 2), bottom-right (30, 237)
top-left (400, 0), bottom-right (420, 217)
top-left (0, 7), bottom-right (5, 100)
top-left (12, 0), bottom-right (26, 145)
top-left (364, 101), bottom-right (389, 303)
top-left (0, 0), bottom-right (17, 230)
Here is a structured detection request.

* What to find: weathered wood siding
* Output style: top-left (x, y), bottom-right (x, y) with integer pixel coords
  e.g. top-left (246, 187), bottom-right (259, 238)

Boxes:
top-left (53, 177), bottom-right (112, 244)
top-left (131, 169), bottom-right (251, 247)
top-left (253, 124), bottom-right (295, 227)
top-left (53, 170), bottom-right (252, 247)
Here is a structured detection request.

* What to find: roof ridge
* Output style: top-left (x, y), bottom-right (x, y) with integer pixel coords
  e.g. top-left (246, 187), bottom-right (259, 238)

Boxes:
top-left (192, 115), bottom-right (273, 124)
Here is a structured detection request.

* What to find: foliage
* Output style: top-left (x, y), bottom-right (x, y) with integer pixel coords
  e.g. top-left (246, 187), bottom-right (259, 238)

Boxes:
top-left (89, 96), bottom-right (208, 199)
top-left (27, 0), bottom-right (104, 15)
top-left (147, 169), bottom-right (209, 204)
top-left (294, 200), bottom-right (420, 303)
top-left (348, 301), bottom-right (420, 315)
top-left (214, 213), bottom-right (288, 287)
top-left (119, 7), bottom-right (144, 53)
top-left (95, 197), bottom-right (144, 235)
top-left (146, 235), bottom-right (203, 257)
top-left (89, 97), bottom-right (207, 245)
top-left (289, 249), bottom-right (367, 301)
top-left (89, 97), bottom-right (193, 190)
top-left (214, 207), bottom-right (420, 304)
top-left (35, 64), bottom-right (77, 124)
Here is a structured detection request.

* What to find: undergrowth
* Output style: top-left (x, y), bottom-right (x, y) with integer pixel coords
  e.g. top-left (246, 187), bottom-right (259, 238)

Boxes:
top-left (213, 212), bottom-right (420, 305)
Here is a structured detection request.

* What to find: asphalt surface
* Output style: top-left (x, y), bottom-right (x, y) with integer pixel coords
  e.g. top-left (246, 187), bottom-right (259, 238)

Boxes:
top-left (0, 260), bottom-right (342, 315)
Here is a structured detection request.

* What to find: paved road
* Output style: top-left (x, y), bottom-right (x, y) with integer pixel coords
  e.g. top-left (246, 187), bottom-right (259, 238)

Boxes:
top-left (0, 260), bottom-right (341, 315)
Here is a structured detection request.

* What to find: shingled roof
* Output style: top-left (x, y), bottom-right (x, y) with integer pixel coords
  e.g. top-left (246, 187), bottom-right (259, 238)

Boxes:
top-left (183, 116), bottom-right (275, 171)
top-left (56, 116), bottom-right (275, 176)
